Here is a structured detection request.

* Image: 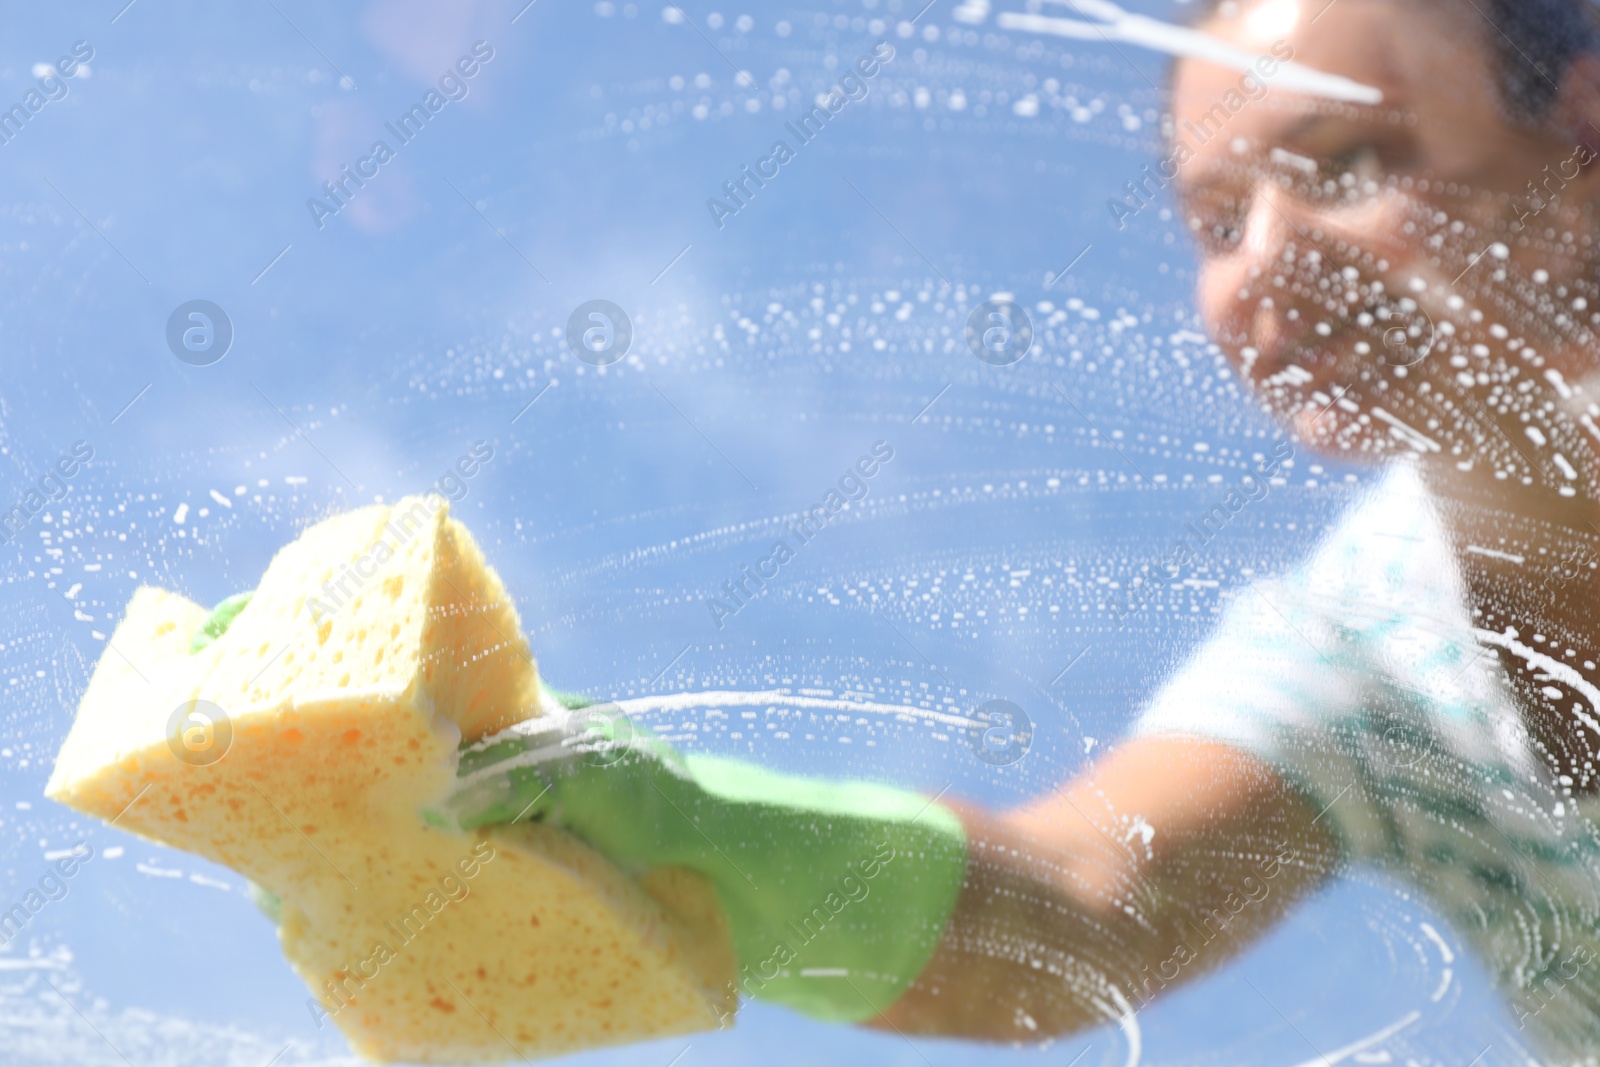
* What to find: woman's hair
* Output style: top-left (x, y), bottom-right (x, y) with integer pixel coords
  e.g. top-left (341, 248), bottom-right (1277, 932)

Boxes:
top-left (1188, 0), bottom-right (1600, 124)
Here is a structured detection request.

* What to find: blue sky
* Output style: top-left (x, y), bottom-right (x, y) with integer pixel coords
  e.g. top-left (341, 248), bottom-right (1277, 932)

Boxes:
top-left (0, 1), bottom-right (1536, 1063)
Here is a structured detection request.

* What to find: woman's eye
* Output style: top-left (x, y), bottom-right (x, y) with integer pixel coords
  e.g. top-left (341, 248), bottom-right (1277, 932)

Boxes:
top-left (1187, 214), bottom-right (1244, 254)
top-left (1211, 219), bottom-right (1246, 251)
top-left (1322, 145), bottom-right (1383, 181)
top-left (1187, 196), bottom-right (1249, 254)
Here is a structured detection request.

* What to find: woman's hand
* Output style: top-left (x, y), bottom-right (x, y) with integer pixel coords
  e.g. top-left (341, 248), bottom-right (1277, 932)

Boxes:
top-left (875, 736), bottom-right (1339, 1040)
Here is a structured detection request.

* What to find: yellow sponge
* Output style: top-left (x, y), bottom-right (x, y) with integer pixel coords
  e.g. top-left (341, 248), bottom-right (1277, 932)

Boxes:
top-left (46, 496), bottom-right (736, 1063)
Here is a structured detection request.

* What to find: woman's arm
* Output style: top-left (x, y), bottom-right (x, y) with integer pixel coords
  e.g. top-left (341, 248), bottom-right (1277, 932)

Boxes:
top-left (874, 735), bottom-right (1339, 1039)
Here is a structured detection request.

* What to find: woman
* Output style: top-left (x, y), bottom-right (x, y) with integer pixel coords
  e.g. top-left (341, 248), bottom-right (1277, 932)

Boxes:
top-left (877, 0), bottom-right (1600, 1054)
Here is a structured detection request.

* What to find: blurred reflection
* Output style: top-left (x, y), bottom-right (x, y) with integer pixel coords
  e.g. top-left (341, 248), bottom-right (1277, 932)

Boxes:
top-left (305, 0), bottom-right (506, 235)
top-left (360, 0), bottom-right (504, 84)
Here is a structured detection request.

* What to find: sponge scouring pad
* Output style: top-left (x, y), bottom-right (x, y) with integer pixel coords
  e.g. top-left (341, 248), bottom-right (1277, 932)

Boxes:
top-left (46, 496), bottom-right (736, 1063)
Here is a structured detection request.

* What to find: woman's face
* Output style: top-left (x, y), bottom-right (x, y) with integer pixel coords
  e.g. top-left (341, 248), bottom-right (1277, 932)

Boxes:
top-left (1174, 0), bottom-right (1600, 458)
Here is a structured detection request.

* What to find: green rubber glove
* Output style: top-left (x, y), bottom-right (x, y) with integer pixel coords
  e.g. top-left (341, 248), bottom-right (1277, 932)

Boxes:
top-left (431, 705), bottom-right (969, 1024)
top-left (190, 593), bottom-right (969, 1023)
top-left (190, 591), bottom-right (253, 653)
